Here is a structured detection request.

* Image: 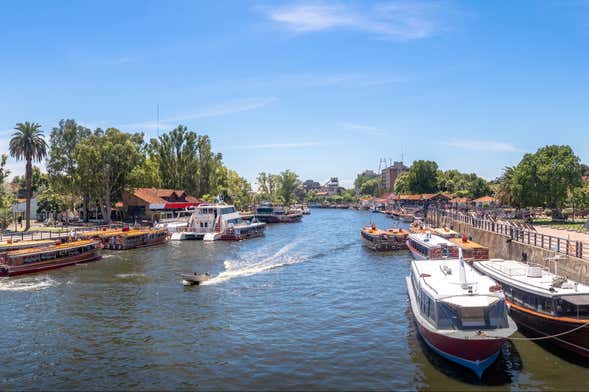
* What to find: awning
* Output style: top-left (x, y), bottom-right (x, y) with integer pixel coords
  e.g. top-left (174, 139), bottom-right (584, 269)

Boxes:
top-left (561, 295), bottom-right (589, 306)
top-left (149, 202), bottom-right (198, 210)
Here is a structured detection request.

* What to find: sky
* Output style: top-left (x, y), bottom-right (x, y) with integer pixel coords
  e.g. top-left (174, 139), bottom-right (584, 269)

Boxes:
top-left (1, 0), bottom-right (589, 188)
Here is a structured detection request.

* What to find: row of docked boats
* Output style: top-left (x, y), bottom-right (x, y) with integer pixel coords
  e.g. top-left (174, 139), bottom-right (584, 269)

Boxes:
top-left (361, 221), bottom-right (589, 378)
top-left (156, 202), bottom-right (305, 241)
top-left (0, 227), bottom-right (167, 276)
top-left (0, 201), bottom-right (306, 277)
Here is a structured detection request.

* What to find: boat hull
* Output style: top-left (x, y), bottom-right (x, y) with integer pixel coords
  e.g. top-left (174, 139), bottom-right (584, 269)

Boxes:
top-left (0, 253), bottom-right (102, 276)
top-left (508, 302), bottom-right (589, 358)
top-left (406, 276), bottom-right (506, 378)
top-left (254, 214), bottom-right (301, 223)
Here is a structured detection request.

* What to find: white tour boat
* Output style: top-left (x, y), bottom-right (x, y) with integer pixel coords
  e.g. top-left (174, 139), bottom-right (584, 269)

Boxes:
top-left (170, 203), bottom-right (266, 241)
top-left (407, 253), bottom-right (517, 378)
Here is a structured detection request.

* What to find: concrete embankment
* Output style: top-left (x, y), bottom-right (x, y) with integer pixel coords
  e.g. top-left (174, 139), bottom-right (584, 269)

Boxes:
top-left (430, 211), bottom-right (589, 285)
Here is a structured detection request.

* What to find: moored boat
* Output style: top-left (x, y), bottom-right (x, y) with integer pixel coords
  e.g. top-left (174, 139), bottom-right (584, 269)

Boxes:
top-left (0, 239), bottom-right (58, 254)
top-left (0, 240), bottom-right (101, 276)
top-left (406, 256), bottom-right (517, 378)
top-left (171, 203), bottom-right (266, 241)
top-left (254, 202), bottom-right (302, 223)
top-left (432, 226), bottom-right (460, 239)
top-left (80, 228), bottom-right (168, 250)
top-left (360, 224), bottom-right (409, 251)
top-left (474, 258), bottom-right (589, 358)
top-left (407, 233), bottom-right (460, 260)
top-left (449, 236), bottom-right (489, 261)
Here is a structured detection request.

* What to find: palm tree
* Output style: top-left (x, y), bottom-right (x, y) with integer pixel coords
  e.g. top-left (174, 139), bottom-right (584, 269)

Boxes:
top-left (9, 122), bottom-right (47, 231)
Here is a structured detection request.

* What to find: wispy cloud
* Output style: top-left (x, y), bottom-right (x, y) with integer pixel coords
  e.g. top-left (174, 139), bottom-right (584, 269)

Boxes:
top-left (339, 122), bottom-right (387, 136)
top-left (227, 142), bottom-right (323, 150)
top-left (121, 97), bottom-right (277, 131)
top-left (231, 72), bottom-right (408, 89)
top-left (261, 1), bottom-right (449, 40)
top-left (442, 139), bottom-right (519, 153)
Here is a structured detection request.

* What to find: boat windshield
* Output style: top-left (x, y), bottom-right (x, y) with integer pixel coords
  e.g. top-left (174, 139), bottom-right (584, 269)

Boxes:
top-left (220, 207), bottom-right (236, 215)
top-left (437, 300), bottom-right (508, 329)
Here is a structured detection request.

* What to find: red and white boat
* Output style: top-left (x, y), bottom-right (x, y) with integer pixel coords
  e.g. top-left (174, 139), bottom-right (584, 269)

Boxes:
top-left (406, 232), bottom-right (460, 260)
top-left (406, 254), bottom-right (517, 378)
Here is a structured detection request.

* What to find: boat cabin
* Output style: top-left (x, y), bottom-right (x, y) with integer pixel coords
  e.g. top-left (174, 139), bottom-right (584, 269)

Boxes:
top-left (407, 233), bottom-right (460, 260)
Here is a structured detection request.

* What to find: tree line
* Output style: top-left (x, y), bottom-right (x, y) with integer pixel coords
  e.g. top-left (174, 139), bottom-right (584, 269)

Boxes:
top-left (2, 119), bottom-right (254, 229)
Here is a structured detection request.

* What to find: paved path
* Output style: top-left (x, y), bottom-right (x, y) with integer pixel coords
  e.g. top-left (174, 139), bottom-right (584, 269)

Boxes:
top-left (533, 225), bottom-right (589, 243)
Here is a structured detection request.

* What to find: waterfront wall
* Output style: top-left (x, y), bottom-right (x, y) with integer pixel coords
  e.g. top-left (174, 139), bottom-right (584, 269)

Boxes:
top-left (431, 211), bottom-right (589, 285)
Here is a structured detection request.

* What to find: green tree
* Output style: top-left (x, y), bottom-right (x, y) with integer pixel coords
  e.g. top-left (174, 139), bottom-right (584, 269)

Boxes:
top-left (36, 187), bottom-right (67, 217)
top-left (360, 177), bottom-right (381, 196)
top-left (396, 160), bottom-right (439, 194)
top-left (511, 145), bottom-right (582, 209)
top-left (278, 170), bottom-right (300, 205)
top-left (9, 122), bottom-right (48, 230)
top-left (0, 155), bottom-right (15, 230)
top-left (14, 166), bottom-right (49, 197)
top-left (256, 172), bottom-right (281, 202)
top-left (47, 119), bottom-right (92, 220)
top-left (128, 157), bottom-right (162, 189)
top-left (149, 125), bottom-right (224, 197)
top-left (75, 128), bottom-right (143, 224)
top-left (224, 169), bottom-right (252, 210)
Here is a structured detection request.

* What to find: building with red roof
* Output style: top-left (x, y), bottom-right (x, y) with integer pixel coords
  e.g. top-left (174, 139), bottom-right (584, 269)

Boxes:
top-left (122, 188), bottom-right (201, 221)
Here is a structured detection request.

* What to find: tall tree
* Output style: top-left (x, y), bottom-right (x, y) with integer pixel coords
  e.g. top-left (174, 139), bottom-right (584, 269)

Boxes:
top-left (149, 125), bottom-right (224, 196)
top-left (511, 145), bottom-right (582, 209)
top-left (278, 170), bottom-right (300, 205)
top-left (75, 128), bottom-right (143, 224)
top-left (9, 122), bottom-right (48, 230)
top-left (395, 160), bottom-right (439, 194)
top-left (47, 119), bottom-right (92, 220)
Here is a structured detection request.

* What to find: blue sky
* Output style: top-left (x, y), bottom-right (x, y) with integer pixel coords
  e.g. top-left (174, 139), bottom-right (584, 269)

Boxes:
top-left (1, 0), bottom-right (589, 188)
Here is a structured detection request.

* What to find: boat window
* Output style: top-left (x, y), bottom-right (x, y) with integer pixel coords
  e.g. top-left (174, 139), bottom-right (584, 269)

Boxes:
top-left (556, 299), bottom-right (589, 319)
top-left (486, 300), bottom-right (509, 328)
top-left (221, 207), bottom-right (235, 214)
top-left (437, 302), bottom-right (460, 329)
top-left (459, 307), bottom-right (486, 327)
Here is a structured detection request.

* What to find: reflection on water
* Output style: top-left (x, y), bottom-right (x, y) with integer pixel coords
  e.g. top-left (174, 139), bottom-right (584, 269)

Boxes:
top-left (1, 209), bottom-right (589, 390)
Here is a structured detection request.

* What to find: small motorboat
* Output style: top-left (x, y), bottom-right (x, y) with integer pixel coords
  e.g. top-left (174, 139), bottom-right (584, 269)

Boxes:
top-left (182, 272), bottom-right (211, 286)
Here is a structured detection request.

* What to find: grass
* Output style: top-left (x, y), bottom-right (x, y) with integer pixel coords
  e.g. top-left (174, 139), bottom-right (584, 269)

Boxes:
top-left (531, 218), bottom-right (589, 232)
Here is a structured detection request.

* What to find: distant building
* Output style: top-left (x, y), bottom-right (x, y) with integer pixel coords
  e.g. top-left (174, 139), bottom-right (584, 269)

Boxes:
top-left (472, 195), bottom-right (498, 208)
top-left (325, 177), bottom-right (339, 196)
top-left (12, 195), bottom-right (39, 221)
top-left (303, 179), bottom-right (321, 192)
top-left (122, 188), bottom-right (201, 221)
top-left (381, 162), bottom-right (408, 191)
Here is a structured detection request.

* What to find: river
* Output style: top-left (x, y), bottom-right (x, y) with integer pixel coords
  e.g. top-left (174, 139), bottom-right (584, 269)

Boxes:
top-left (1, 209), bottom-right (588, 390)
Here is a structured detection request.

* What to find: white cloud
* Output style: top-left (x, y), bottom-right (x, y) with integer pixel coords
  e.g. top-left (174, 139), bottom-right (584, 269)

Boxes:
top-left (262, 1), bottom-right (446, 40)
top-left (121, 97), bottom-right (277, 132)
top-left (443, 139), bottom-right (518, 153)
top-left (227, 142), bottom-right (323, 150)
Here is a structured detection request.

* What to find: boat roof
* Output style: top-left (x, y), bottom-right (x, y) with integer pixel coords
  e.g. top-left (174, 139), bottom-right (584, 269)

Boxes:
top-left (7, 240), bottom-right (99, 257)
top-left (409, 233), bottom-right (457, 247)
top-left (362, 227), bottom-right (408, 236)
top-left (448, 238), bottom-right (488, 250)
top-left (0, 239), bottom-right (56, 251)
top-left (412, 258), bottom-right (503, 304)
top-left (117, 229), bottom-right (167, 238)
top-left (432, 227), bottom-right (460, 236)
top-left (475, 259), bottom-right (589, 299)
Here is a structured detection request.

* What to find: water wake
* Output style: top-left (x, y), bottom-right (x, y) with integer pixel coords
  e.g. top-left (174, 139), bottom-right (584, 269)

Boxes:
top-left (0, 277), bottom-right (57, 292)
top-left (202, 240), bottom-right (358, 286)
top-left (202, 241), bottom-right (307, 285)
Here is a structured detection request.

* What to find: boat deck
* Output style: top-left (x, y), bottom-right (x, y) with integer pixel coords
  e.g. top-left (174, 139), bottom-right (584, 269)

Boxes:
top-left (475, 259), bottom-right (589, 298)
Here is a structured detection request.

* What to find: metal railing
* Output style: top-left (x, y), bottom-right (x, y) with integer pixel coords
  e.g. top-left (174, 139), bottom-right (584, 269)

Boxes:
top-left (0, 224), bottom-right (126, 243)
top-left (433, 209), bottom-right (588, 260)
